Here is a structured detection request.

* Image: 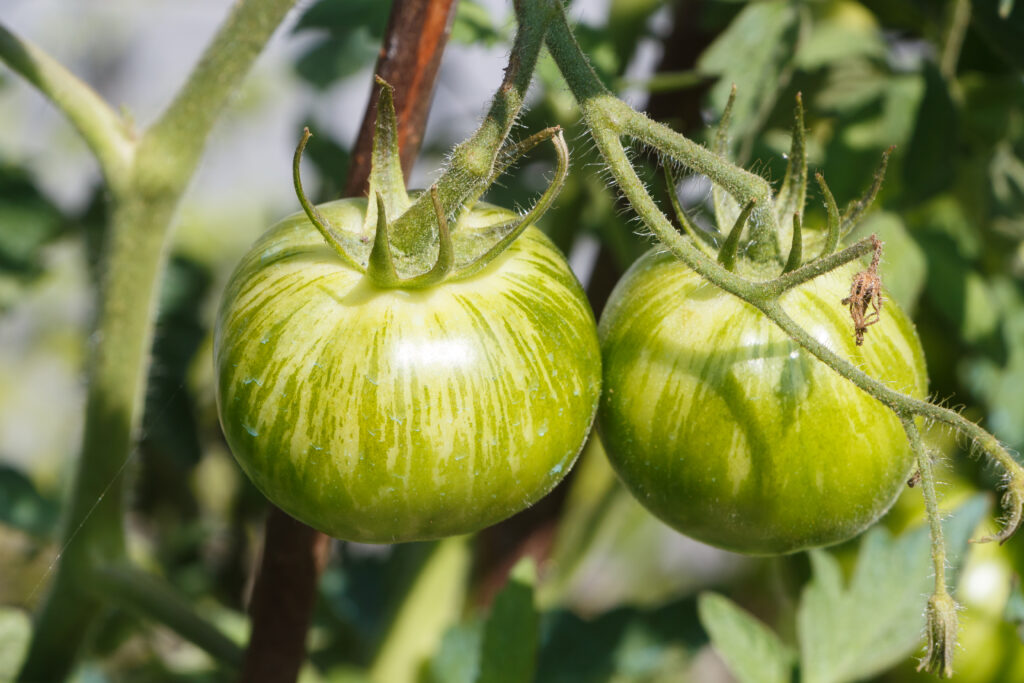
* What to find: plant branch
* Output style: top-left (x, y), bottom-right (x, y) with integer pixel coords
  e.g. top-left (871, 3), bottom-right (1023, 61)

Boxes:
top-left (90, 564), bottom-right (244, 668)
top-left (138, 0), bottom-right (297, 200)
top-left (17, 2), bottom-right (296, 678)
top-left (0, 22), bottom-right (133, 193)
top-left (344, 0), bottom-right (458, 196)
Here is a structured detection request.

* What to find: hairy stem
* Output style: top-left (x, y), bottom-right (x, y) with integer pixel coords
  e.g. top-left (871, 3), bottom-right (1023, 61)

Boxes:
top-left (901, 418), bottom-right (948, 592)
top-left (0, 22), bottom-right (134, 194)
top-left (389, 0), bottom-right (550, 253)
top-left (17, 1), bottom-right (295, 678)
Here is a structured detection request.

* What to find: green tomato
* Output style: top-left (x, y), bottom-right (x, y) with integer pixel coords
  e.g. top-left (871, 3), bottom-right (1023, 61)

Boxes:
top-left (598, 248), bottom-right (928, 555)
top-left (215, 199), bottom-right (601, 543)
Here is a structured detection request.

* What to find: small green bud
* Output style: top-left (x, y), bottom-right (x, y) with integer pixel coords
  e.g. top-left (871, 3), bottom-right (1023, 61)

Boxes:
top-left (918, 591), bottom-right (959, 678)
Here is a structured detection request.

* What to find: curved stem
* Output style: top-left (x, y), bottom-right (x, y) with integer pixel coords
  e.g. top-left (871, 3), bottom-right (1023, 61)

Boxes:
top-left (0, 22), bottom-right (134, 194)
top-left (90, 564), bottom-right (244, 668)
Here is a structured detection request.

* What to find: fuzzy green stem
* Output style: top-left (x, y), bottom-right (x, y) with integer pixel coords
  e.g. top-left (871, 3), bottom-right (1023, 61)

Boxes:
top-left (540, 6), bottom-right (780, 262)
top-left (903, 417), bottom-right (960, 678)
top-left (17, 1), bottom-right (295, 678)
top-left (901, 418), bottom-right (948, 592)
top-left (0, 23), bottom-right (134, 195)
top-left (389, 0), bottom-right (552, 253)
top-left (90, 564), bottom-right (244, 668)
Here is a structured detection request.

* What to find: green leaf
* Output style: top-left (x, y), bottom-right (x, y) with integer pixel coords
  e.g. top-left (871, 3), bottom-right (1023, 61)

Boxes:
top-left (1006, 578), bottom-right (1024, 643)
top-left (797, 496), bottom-right (989, 683)
top-left (903, 63), bottom-right (958, 201)
top-left (452, 1), bottom-right (503, 47)
top-left (796, 5), bottom-right (886, 69)
top-left (697, 592), bottom-right (795, 683)
top-left (0, 464), bottom-right (59, 537)
top-left (428, 620), bottom-right (484, 683)
top-left (291, 0), bottom-right (392, 89)
top-left (476, 559), bottom-right (539, 683)
top-left (698, 0), bottom-right (800, 155)
top-left (0, 607), bottom-right (31, 680)
top-left (0, 165), bottom-right (65, 278)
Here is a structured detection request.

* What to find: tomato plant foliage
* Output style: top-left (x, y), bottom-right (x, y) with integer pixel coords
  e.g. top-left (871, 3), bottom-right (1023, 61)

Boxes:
top-left (215, 199), bottom-right (601, 543)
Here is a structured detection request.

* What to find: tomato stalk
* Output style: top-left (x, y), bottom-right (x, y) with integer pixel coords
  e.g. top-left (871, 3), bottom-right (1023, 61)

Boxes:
top-left (0, 1), bottom-right (297, 678)
top-left (901, 416), bottom-right (958, 677)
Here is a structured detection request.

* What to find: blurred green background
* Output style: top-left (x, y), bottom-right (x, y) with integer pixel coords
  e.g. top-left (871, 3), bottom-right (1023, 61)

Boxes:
top-left (1, 0), bottom-right (1022, 680)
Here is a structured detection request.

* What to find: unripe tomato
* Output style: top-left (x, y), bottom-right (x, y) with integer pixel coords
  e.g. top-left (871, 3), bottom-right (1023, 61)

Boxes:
top-left (215, 199), bottom-right (601, 543)
top-left (598, 248), bottom-right (928, 555)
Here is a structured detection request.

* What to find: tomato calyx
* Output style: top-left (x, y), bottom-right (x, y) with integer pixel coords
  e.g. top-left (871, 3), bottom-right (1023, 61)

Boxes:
top-left (665, 90), bottom-right (891, 284)
top-left (292, 78), bottom-right (569, 289)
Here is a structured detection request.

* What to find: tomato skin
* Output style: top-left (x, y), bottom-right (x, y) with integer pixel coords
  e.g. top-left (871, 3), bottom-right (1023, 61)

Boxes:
top-left (598, 248), bottom-right (928, 555)
top-left (215, 199), bottom-right (601, 543)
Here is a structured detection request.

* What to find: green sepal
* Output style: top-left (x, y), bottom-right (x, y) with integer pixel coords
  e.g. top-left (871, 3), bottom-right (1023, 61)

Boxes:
top-left (840, 148), bottom-right (891, 238)
top-left (712, 84), bottom-right (741, 237)
top-left (717, 198), bottom-right (756, 271)
top-left (292, 127), bottom-right (363, 269)
top-left (449, 130), bottom-right (570, 281)
top-left (363, 77), bottom-right (411, 236)
top-left (664, 164), bottom-right (719, 256)
top-left (783, 212), bottom-right (803, 273)
top-left (366, 189), bottom-right (454, 290)
top-left (816, 173), bottom-right (840, 258)
top-left (775, 93), bottom-right (807, 228)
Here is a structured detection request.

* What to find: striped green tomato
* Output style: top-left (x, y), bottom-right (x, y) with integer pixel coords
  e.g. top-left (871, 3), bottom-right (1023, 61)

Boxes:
top-left (598, 249), bottom-right (928, 555)
top-left (215, 199), bottom-right (600, 543)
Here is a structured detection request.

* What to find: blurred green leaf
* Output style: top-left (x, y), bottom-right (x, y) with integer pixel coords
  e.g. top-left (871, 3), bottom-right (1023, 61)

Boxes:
top-left (536, 598), bottom-right (703, 683)
top-left (904, 63), bottom-right (958, 201)
top-left (476, 559), bottom-right (539, 683)
top-left (292, 0), bottom-right (392, 89)
top-left (962, 279), bottom-right (1024, 449)
top-left (797, 495), bottom-right (988, 683)
top-left (697, 592), bottom-right (794, 683)
top-left (0, 607), bottom-right (30, 681)
top-left (0, 165), bottom-right (65, 278)
top-left (796, 4), bottom-right (886, 70)
top-left (698, 0), bottom-right (800, 154)
top-left (1007, 578), bottom-right (1024, 642)
top-left (452, 1), bottom-right (504, 47)
top-left (0, 464), bottom-right (59, 538)
top-left (427, 620), bottom-right (484, 683)
top-left (971, 0), bottom-right (1024, 70)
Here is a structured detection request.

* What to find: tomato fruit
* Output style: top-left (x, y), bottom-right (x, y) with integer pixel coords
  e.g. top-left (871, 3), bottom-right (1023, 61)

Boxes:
top-left (215, 199), bottom-right (601, 543)
top-left (598, 248), bottom-right (928, 555)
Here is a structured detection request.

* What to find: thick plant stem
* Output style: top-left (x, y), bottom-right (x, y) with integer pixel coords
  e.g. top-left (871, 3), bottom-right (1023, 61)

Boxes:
top-left (0, 22), bottom-right (133, 194)
top-left (16, 1), bottom-right (295, 679)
